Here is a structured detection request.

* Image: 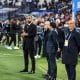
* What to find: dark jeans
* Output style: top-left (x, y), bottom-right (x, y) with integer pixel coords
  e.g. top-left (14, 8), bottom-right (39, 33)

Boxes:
top-left (23, 48), bottom-right (35, 72)
top-left (65, 64), bottom-right (76, 80)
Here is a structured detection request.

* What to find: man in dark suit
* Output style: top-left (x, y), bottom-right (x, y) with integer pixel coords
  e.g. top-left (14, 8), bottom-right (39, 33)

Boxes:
top-left (44, 21), bottom-right (58, 80)
top-left (20, 16), bottom-right (37, 74)
top-left (62, 20), bottom-right (80, 80)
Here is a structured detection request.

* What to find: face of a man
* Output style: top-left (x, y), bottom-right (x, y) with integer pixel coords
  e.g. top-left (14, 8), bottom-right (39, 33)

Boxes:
top-left (44, 21), bottom-right (50, 29)
top-left (10, 19), bottom-right (14, 23)
top-left (67, 20), bottom-right (76, 30)
top-left (26, 16), bottom-right (32, 24)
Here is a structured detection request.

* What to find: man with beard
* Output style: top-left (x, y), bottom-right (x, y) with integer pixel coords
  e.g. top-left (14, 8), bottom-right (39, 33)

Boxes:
top-left (20, 16), bottom-right (37, 74)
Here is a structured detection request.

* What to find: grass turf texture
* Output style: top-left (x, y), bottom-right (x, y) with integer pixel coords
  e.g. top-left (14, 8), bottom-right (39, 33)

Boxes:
top-left (0, 46), bottom-right (80, 80)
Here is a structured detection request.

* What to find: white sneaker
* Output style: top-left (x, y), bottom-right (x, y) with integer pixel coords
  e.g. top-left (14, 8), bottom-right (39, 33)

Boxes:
top-left (35, 55), bottom-right (38, 59)
top-left (13, 46), bottom-right (19, 49)
top-left (37, 55), bottom-right (41, 58)
top-left (6, 46), bottom-right (12, 50)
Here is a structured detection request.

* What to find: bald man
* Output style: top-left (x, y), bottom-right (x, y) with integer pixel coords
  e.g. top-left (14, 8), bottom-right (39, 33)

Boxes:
top-left (62, 20), bottom-right (80, 80)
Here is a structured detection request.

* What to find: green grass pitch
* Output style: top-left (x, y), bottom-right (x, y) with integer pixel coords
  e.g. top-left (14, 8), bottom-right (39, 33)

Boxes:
top-left (0, 46), bottom-right (80, 80)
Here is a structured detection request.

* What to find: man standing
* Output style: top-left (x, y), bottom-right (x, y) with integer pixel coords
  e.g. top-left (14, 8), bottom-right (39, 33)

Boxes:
top-left (6, 18), bottom-right (18, 50)
top-left (20, 16), bottom-right (37, 74)
top-left (44, 21), bottom-right (58, 80)
top-left (62, 20), bottom-right (80, 80)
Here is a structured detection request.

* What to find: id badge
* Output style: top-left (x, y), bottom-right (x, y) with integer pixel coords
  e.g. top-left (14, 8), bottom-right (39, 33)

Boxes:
top-left (64, 40), bottom-right (68, 46)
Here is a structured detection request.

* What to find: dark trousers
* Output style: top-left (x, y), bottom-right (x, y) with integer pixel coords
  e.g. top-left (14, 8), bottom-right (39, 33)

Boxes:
top-left (42, 40), bottom-right (46, 57)
top-left (65, 64), bottom-right (76, 80)
top-left (6, 34), bottom-right (9, 45)
top-left (9, 34), bottom-right (16, 46)
top-left (0, 32), bottom-right (3, 41)
top-left (34, 38), bottom-right (42, 56)
top-left (46, 53), bottom-right (57, 79)
top-left (17, 33), bottom-right (21, 47)
top-left (23, 48), bottom-right (35, 72)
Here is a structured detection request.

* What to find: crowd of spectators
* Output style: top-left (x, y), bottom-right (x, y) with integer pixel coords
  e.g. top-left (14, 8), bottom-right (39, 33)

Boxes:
top-left (0, 0), bottom-right (80, 52)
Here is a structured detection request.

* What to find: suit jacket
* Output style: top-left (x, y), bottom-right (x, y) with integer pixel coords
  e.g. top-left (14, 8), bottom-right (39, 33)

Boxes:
top-left (62, 29), bottom-right (80, 65)
top-left (57, 29), bottom-right (65, 49)
top-left (23, 23), bottom-right (37, 50)
top-left (46, 30), bottom-right (58, 55)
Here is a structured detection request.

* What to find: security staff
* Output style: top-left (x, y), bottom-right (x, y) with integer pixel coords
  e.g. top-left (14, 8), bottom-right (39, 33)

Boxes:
top-left (20, 16), bottom-right (37, 74)
top-left (62, 20), bottom-right (80, 80)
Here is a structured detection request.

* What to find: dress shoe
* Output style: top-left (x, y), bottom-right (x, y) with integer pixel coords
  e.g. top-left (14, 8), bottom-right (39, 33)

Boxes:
top-left (42, 74), bottom-right (49, 78)
top-left (20, 69), bottom-right (28, 73)
top-left (28, 71), bottom-right (35, 74)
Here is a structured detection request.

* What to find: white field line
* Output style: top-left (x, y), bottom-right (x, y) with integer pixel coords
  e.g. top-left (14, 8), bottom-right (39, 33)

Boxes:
top-left (0, 53), bottom-right (23, 56)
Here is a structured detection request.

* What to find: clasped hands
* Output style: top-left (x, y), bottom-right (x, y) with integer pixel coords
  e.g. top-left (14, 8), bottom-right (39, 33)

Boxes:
top-left (21, 32), bottom-right (28, 37)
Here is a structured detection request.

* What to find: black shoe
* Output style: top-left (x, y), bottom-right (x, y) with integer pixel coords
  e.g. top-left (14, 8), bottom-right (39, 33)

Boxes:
top-left (46, 75), bottom-right (50, 80)
top-left (20, 69), bottom-right (28, 73)
top-left (28, 71), bottom-right (35, 74)
top-left (42, 74), bottom-right (49, 78)
top-left (48, 77), bottom-right (56, 80)
top-left (54, 78), bottom-right (56, 80)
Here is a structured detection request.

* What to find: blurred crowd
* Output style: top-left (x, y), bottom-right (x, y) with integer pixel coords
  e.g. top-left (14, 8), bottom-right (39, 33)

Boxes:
top-left (0, 0), bottom-right (80, 56)
top-left (0, 12), bottom-right (80, 80)
top-left (20, 0), bottom-right (72, 13)
top-left (0, 0), bottom-right (72, 12)
top-left (0, 11), bottom-right (80, 54)
top-left (0, 0), bottom-right (80, 80)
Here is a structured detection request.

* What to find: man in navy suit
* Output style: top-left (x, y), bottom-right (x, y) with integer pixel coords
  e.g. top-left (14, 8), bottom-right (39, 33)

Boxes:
top-left (62, 20), bottom-right (80, 80)
top-left (44, 21), bottom-right (58, 80)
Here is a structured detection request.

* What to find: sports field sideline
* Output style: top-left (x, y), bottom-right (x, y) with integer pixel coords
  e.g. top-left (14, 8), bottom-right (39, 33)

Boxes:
top-left (0, 46), bottom-right (80, 80)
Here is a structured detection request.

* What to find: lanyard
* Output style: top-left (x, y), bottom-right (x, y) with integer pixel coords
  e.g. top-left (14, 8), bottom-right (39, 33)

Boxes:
top-left (65, 32), bottom-right (72, 40)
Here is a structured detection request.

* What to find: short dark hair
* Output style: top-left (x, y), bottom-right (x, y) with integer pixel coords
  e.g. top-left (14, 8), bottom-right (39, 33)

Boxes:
top-left (50, 22), bottom-right (56, 28)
